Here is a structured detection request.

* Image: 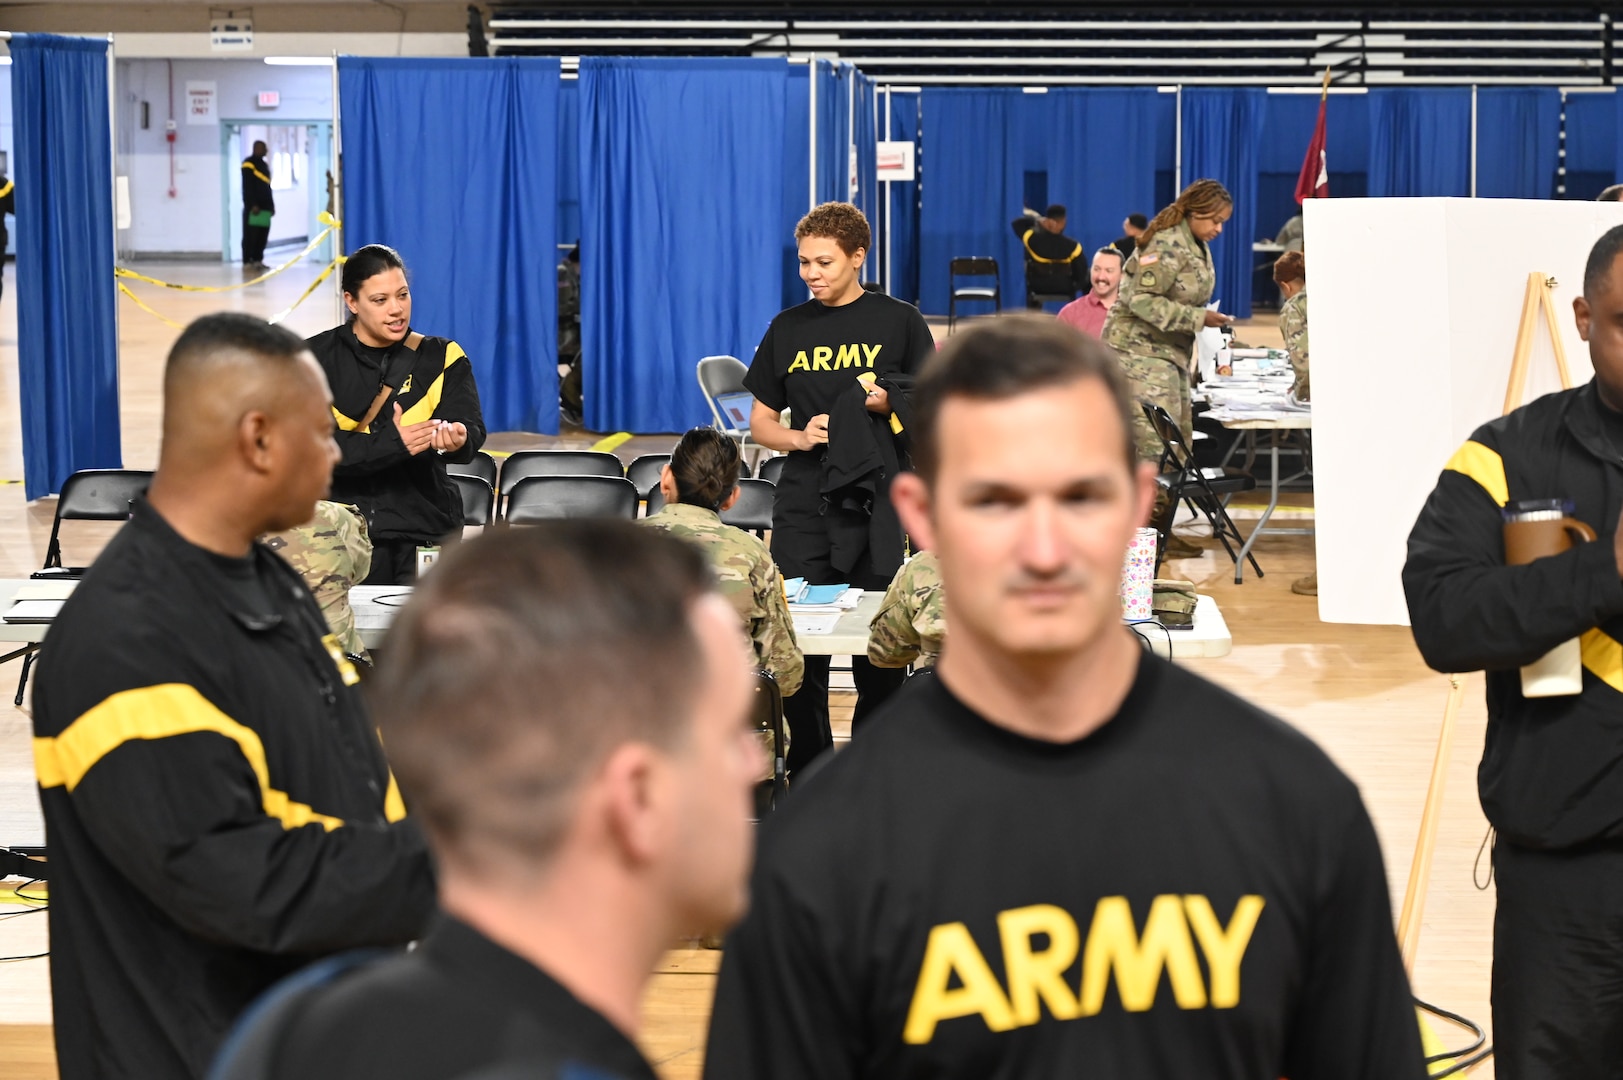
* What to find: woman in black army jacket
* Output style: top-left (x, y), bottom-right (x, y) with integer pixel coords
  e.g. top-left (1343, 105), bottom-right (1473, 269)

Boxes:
top-left (306, 244), bottom-right (486, 584)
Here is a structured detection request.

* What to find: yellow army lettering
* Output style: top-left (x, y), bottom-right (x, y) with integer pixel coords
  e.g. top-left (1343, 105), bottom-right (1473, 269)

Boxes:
top-left (786, 343), bottom-right (884, 373)
top-left (902, 894), bottom-right (1266, 1045)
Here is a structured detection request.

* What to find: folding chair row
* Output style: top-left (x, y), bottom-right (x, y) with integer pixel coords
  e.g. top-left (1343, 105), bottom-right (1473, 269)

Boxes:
top-left (645, 477), bottom-right (776, 536)
top-left (449, 473), bottom-right (639, 525)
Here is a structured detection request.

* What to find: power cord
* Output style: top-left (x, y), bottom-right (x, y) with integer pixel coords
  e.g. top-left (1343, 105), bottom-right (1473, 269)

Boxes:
top-left (0, 876), bottom-right (49, 963)
top-left (1415, 995), bottom-right (1492, 1077)
top-left (1126, 618), bottom-right (1175, 660)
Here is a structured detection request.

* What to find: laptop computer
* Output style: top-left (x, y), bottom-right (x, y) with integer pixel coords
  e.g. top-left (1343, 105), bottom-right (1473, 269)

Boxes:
top-left (716, 391), bottom-right (755, 432)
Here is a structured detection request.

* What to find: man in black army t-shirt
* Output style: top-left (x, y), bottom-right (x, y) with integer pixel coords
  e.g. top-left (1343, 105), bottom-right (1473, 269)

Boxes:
top-left (705, 317), bottom-right (1425, 1080)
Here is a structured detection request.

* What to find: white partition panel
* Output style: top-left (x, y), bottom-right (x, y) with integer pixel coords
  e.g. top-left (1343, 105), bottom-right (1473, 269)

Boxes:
top-left (1307, 197), bottom-right (1623, 625)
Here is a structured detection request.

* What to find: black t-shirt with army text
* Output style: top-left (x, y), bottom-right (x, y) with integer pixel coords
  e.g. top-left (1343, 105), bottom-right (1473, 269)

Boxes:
top-left (743, 291), bottom-right (935, 428)
top-left (703, 658), bottom-right (1426, 1080)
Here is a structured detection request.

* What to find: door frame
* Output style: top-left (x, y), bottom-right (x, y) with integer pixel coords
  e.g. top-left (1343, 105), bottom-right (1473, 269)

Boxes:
top-left (218, 119), bottom-right (334, 264)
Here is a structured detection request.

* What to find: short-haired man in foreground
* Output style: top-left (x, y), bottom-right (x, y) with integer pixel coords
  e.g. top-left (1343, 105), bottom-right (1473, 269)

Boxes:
top-left (704, 317), bottom-right (1425, 1079)
top-left (32, 313), bottom-right (436, 1080)
top-left (218, 523), bottom-right (761, 1079)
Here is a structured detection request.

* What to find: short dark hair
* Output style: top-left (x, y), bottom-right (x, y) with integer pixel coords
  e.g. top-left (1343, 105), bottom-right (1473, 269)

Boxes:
top-left (910, 316), bottom-right (1136, 482)
top-left (796, 202), bottom-right (871, 256)
top-left (1093, 246), bottom-right (1125, 265)
top-left (1584, 225), bottom-right (1623, 300)
top-left (670, 427), bottom-right (741, 510)
top-left (1127, 213), bottom-right (1149, 230)
top-left (342, 243), bottom-right (407, 298)
top-left (371, 522), bottom-right (715, 878)
top-left (1272, 250), bottom-right (1305, 285)
top-left (1598, 185), bottom-right (1623, 203)
top-left (166, 312), bottom-right (308, 389)
top-left (1044, 204), bottom-right (1068, 220)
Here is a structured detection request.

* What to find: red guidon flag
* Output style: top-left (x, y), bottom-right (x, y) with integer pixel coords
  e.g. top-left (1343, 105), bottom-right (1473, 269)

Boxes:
top-left (1294, 76), bottom-right (1330, 204)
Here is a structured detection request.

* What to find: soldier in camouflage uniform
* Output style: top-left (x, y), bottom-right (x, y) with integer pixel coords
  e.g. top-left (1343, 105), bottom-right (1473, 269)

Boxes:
top-left (1274, 250), bottom-right (1309, 402)
top-left (261, 500), bottom-right (373, 661)
top-left (639, 428), bottom-right (803, 777)
top-left (1100, 179), bottom-right (1235, 463)
top-left (867, 550), bottom-right (945, 670)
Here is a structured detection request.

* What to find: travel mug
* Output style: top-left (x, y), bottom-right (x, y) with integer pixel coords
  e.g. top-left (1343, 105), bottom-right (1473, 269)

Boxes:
top-left (1503, 499), bottom-right (1597, 697)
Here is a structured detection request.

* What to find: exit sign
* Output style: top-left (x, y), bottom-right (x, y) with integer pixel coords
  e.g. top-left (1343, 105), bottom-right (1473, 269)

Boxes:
top-left (257, 91), bottom-right (280, 108)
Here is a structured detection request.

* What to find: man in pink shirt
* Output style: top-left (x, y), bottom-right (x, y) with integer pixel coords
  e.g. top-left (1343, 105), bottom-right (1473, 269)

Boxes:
top-left (1056, 247), bottom-right (1124, 338)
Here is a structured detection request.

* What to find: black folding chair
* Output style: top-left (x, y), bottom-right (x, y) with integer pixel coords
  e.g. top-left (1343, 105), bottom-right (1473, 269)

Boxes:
top-left (625, 454), bottom-right (670, 500)
top-left (450, 474), bottom-right (495, 528)
top-left (721, 478), bottom-right (776, 537)
top-left (758, 455), bottom-right (785, 485)
top-left (445, 450), bottom-right (498, 488)
top-left (9, 469), bottom-right (154, 706)
top-left (948, 257), bottom-right (1000, 332)
top-left (497, 451), bottom-right (624, 514)
top-left (1142, 403), bottom-right (1262, 582)
top-left (504, 475), bottom-right (638, 523)
top-left (751, 669), bottom-right (789, 815)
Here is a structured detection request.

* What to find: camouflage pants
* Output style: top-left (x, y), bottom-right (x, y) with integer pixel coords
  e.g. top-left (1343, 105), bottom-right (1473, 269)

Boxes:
top-left (1121, 353), bottom-right (1191, 463)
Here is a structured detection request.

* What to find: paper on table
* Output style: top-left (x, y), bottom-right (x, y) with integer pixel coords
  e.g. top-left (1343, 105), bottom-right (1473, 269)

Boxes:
top-left (4, 600), bottom-right (64, 623)
top-left (12, 582), bottom-right (78, 600)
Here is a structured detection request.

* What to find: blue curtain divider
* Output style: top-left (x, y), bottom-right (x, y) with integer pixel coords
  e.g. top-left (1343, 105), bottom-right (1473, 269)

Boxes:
top-left (853, 70), bottom-right (879, 280)
top-left (12, 34), bottom-right (122, 499)
top-left (1048, 88), bottom-right (1163, 261)
top-left (557, 80), bottom-right (581, 247)
top-left (780, 63), bottom-right (811, 309)
top-left (1368, 88), bottom-right (1472, 198)
top-left (1565, 91), bottom-right (1617, 199)
top-left (579, 57), bottom-right (788, 434)
top-left (1476, 89), bottom-right (1561, 200)
top-left (886, 91), bottom-right (921, 304)
top-left (918, 88), bottom-right (1026, 315)
top-left (340, 57), bottom-right (560, 435)
top-left (1181, 88), bottom-right (1267, 320)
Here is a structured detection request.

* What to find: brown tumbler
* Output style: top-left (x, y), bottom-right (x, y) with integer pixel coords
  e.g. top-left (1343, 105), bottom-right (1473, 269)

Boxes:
top-left (1503, 499), bottom-right (1597, 696)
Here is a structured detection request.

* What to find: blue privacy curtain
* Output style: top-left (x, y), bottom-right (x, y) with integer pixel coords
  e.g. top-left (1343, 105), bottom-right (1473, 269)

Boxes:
top-left (1564, 92), bottom-right (1617, 198)
top-left (918, 88), bottom-right (1026, 315)
top-left (853, 70), bottom-right (879, 279)
top-left (1477, 89), bottom-right (1561, 199)
top-left (579, 58), bottom-right (787, 433)
top-left (781, 64), bottom-right (811, 308)
top-left (1048, 89), bottom-right (1163, 258)
top-left (886, 91), bottom-right (921, 304)
top-left (340, 57), bottom-right (560, 434)
top-left (557, 80), bottom-right (581, 245)
top-left (1181, 89), bottom-right (1266, 319)
top-left (12, 34), bottom-right (122, 500)
top-left (1368, 89), bottom-right (1472, 198)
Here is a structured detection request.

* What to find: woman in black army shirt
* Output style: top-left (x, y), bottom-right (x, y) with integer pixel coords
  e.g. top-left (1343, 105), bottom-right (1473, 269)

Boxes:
top-left (745, 202), bottom-right (935, 771)
top-left (306, 244), bottom-right (486, 584)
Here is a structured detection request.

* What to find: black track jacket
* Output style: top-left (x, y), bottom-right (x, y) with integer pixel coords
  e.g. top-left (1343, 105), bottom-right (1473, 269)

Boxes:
top-left (31, 498), bottom-right (437, 1080)
top-left (1405, 380), bottom-right (1623, 849)
top-left (307, 322), bottom-right (486, 543)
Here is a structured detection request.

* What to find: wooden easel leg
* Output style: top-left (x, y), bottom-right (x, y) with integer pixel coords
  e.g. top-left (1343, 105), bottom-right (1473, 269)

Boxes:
top-left (1503, 272), bottom-right (1542, 415)
top-left (1538, 276), bottom-right (1575, 391)
top-left (1398, 675), bottom-right (1467, 975)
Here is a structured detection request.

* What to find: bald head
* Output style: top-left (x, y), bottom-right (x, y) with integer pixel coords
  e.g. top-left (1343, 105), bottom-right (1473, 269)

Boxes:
top-left (155, 313), bottom-right (339, 542)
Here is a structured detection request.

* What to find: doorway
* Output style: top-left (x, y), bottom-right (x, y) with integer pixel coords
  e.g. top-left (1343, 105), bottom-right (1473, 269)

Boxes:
top-left (219, 120), bottom-right (333, 265)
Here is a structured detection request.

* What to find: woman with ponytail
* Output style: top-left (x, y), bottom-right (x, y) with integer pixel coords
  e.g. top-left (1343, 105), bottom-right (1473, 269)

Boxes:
top-left (1101, 179), bottom-right (1234, 465)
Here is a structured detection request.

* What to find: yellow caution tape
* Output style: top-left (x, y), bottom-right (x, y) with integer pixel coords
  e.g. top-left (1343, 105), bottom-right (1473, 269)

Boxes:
top-left (116, 218), bottom-right (337, 293)
top-left (267, 259), bottom-right (340, 325)
top-left (117, 281), bottom-right (185, 328)
top-left (589, 432), bottom-right (634, 454)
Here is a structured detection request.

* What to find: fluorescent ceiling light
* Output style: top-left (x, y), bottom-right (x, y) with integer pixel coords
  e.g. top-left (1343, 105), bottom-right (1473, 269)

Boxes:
top-left (264, 56), bottom-right (334, 66)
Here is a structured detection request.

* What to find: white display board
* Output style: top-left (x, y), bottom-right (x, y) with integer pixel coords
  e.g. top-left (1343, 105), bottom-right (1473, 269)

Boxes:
top-left (1308, 197), bottom-right (1623, 625)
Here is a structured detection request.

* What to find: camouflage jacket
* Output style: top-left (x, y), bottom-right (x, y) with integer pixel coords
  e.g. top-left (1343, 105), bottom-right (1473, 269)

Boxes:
top-left (1279, 289), bottom-right (1310, 400)
top-left (867, 551), bottom-right (945, 670)
top-left (261, 501), bottom-right (373, 660)
top-left (639, 503), bottom-right (804, 697)
top-left (1100, 217), bottom-right (1215, 367)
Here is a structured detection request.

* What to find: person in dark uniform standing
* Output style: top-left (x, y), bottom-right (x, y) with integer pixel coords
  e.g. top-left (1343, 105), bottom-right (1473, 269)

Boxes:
top-left (1405, 224), bottom-right (1623, 1079)
top-left (745, 202), bottom-right (934, 772)
top-left (241, 140), bottom-right (274, 269)
top-left (1011, 203), bottom-right (1088, 306)
top-left (705, 317), bottom-right (1426, 1080)
top-left (212, 523), bottom-right (761, 1080)
top-left (306, 244), bottom-right (486, 584)
top-left (31, 313), bottom-right (436, 1080)
top-left (0, 171), bottom-right (13, 305)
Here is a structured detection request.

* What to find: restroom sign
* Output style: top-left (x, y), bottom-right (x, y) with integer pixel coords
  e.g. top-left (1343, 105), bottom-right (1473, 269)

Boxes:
top-left (186, 81), bottom-right (218, 125)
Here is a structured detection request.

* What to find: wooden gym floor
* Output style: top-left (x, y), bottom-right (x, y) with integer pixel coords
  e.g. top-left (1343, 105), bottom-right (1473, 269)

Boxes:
top-left (0, 261), bottom-right (1495, 1077)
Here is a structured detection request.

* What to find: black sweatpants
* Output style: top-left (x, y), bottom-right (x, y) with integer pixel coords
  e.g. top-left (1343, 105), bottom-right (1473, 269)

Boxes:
top-left (1492, 839), bottom-right (1623, 1079)
top-left (771, 460), bottom-right (908, 775)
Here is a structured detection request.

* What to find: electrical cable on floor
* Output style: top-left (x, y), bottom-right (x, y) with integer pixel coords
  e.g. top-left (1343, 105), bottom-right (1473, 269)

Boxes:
top-left (1126, 618), bottom-right (1174, 660)
top-left (0, 876), bottom-right (49, 963)
top-left (1415, 995), bottom-right (1491, 1077)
